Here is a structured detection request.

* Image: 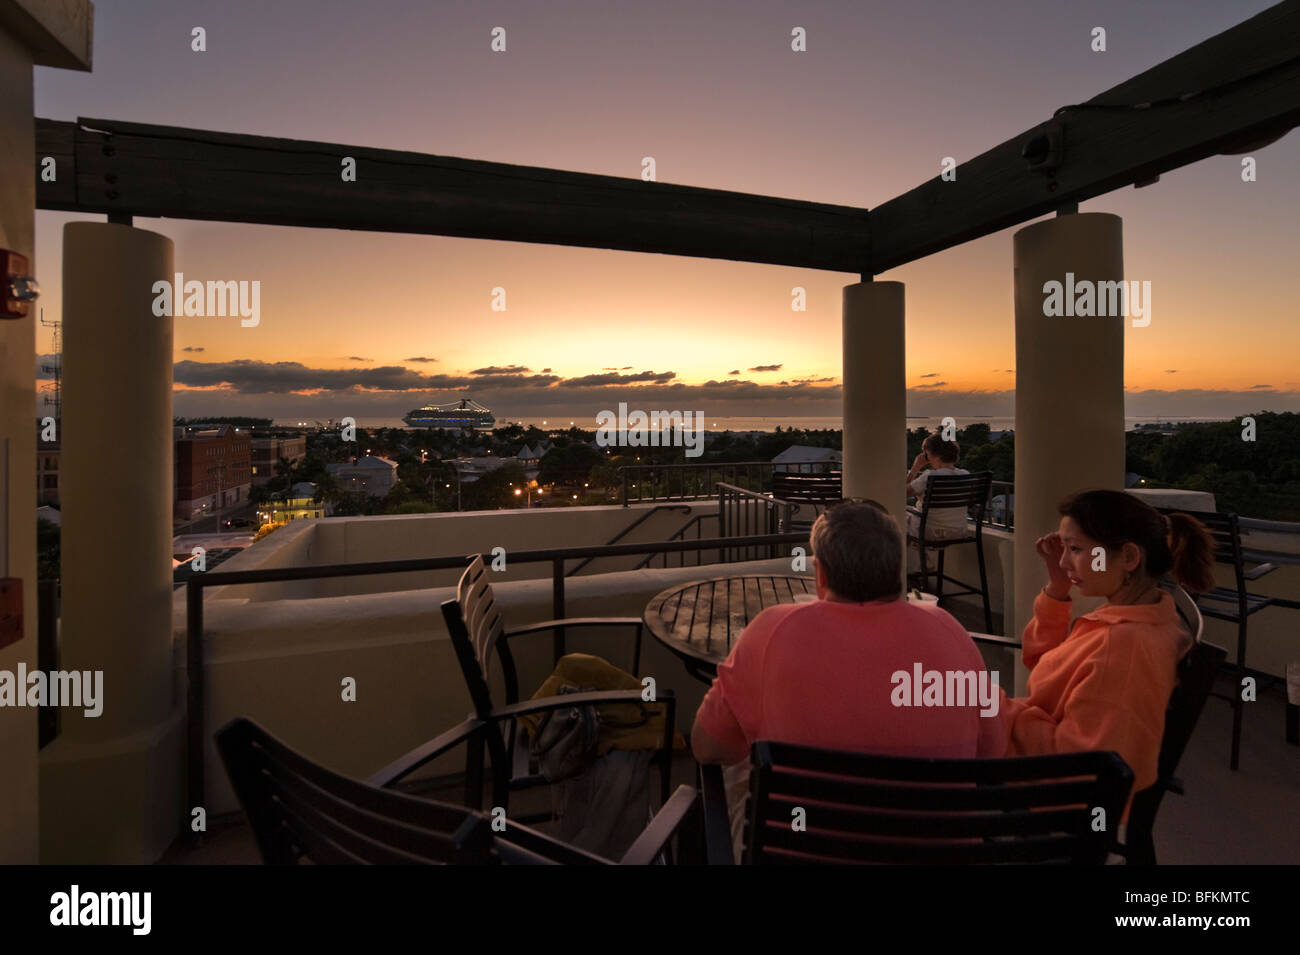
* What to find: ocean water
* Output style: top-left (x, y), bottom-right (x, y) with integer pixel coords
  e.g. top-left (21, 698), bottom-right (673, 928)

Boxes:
top-left (292, 415), bottom-right (1234, 433)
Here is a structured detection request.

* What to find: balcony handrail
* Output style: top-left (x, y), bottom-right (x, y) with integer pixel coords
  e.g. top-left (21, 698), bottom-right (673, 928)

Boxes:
top-left (183, 529), bottom-right (810, 830)
top-left (565, 503), bottom-right (692, 577)
top-left (717, 482), bottom-right (795, 562)
top-left (618, 459), bottom-right (828, 505)
top-left (632, 511), bottom-right (722, 571)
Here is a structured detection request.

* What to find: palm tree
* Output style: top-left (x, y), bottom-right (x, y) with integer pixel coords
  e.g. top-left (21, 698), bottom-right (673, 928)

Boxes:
top-left (313, 471), bottom-right (339, 512)
top-left (273, 455), bottom-right (297, 485)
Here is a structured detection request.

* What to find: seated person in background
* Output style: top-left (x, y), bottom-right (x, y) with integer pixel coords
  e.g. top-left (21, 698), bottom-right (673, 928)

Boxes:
top-left (905, 434), bottom-right (971, 541)
top-left (691, 500), bottom-right (1005, 859)
top-left (996, 489), bottom-right (1215, 815)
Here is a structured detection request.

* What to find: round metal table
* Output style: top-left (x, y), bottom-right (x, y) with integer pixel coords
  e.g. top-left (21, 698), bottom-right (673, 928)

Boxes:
top-left (643, 574), bottom-right (816, 682)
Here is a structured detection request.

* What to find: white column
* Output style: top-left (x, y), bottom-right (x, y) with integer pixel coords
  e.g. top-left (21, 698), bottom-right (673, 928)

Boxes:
top-left (1012, 213), bottom-right (1125, 687)
top-left (843, 281), bottom-right (906, 583)
top-left (40, 222), bottom-right (184, 863)
top-left (0, 23), bottom-right (39, 866)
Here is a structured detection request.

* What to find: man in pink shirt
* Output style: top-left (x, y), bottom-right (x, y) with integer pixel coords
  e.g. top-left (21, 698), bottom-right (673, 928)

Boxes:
top-left (691, 500), bottom-right (1006, 856)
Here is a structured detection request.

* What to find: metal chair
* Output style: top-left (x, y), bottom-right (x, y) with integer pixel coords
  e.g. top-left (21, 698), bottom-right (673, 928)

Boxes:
top-left (907, 471), bottom-right (995, 632)
top-left (1118, 636), bottom-right (1227, 865)
top-left (1157, 508), bottom-right (1276, 769)
top-left (442, 576), bottom-right (677, 819)
top-left (702, 741), bottom-right (1133, 865)
top-left (769, 471), bottom-right (842, 533)
top-left (456, 554), bottom-right (646, 695)
top-left (216, 717), bottom-right (698, 865)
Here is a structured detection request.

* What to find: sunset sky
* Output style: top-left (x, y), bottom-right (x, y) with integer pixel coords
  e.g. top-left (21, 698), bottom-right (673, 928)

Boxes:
top-left (31, 0), bottom-right (1300, 424)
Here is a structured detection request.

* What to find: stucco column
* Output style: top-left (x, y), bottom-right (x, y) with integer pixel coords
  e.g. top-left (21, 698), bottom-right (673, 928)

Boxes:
top-left (1012, 213), bottom-right (1125, 689)
top-left (843, 281), bottom-right (906, 583)
top-left (0, 20), bottom-right (39, 867)
top-left (40, 222), bottom-right (184, 862)
top-left (0, 0), bottom-right (92, 866)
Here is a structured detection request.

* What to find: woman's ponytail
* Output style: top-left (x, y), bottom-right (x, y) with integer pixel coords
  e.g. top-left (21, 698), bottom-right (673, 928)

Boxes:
top-left (1167, 511), bottom-right (1217, 595)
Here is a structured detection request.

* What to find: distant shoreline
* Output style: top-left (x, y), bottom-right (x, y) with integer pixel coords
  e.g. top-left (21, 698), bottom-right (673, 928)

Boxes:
top-left (274, 414), bottom-right (1236, 433)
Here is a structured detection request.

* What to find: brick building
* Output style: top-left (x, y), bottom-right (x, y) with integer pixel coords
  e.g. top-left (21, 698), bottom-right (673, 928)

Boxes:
top-left (175, 424), bottom-right (253, 520)
top-left (250, 433), bottom-right (307, 485)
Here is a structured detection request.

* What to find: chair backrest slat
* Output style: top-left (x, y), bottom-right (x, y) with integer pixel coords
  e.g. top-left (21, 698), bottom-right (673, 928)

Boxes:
top-left (743, 741), bottom-right (1132, 865)
top-left (259, 754), bottom-right (464, 863)
top-left (458, 555), bottom-right (505, 674)
top-left (771, 472), bottom-right (843, 503)
top-left (918, 472), bottom-right (993, 519)
top-left (216, 717), bottom-right (495, 865)
top-left (754, 826), bottom-right (1090, 865)
top-left (764, 768), bottom-right (1105, 811)
top-left (1169, 583), bottom-right (1205, 644)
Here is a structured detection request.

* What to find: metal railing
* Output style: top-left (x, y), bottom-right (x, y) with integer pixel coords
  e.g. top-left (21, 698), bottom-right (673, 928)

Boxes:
top-left (635, 511), bottom-right (722, 570)
top-left (183, 530), bottom-right (809, 829)
top-left (985, 480), bottom-right (1014, 530)
top-left (718, 483), bottom-right (796, 563)
top-left (618, 462), bottom-right (1014, 530)
top-left (565, 504), bottom-right (690, 576)
top-left (619, 460), bottom-right (832, 505)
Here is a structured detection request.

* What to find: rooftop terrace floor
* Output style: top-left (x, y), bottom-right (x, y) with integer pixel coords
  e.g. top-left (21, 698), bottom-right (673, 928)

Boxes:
top-left (163, 594), bottom-right (1299, 866)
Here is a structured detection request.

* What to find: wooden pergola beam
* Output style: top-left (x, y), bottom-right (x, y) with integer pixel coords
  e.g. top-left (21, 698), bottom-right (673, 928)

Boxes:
top-left (33, 117), bottom-right (873, 273)
top-left (869, 0), bottom-right (1300, 273)
top-left (33, 1), bottom-right (1300, 274)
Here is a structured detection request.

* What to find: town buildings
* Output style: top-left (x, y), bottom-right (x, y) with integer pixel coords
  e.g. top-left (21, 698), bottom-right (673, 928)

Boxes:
top-left (174, 424), bottom-right (253, 520)
top-left (250, 433), bottom-right (307, 485)
top-left (325, 455), bottom-right (399, 497)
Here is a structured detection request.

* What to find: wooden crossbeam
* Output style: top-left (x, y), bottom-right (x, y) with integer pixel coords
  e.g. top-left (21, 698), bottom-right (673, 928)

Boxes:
top-left (33, 117), bottom-right (872, 273)
top-left (33, 1), bottom-right (1300, 274)
top-left (869, 0), bottom-right (1300, 273)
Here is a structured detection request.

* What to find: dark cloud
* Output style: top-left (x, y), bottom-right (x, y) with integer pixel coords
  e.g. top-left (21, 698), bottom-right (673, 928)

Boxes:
top-left (174, 359), bottom-right (471, 394)
top-left (563, 370), bottom-right (677, 387)
top-left (920, 373), bottom-right (939, 378)
top-left (1165, 369), bottom-right (1177, 373)
top-left (471, 365), bottom-right (532, 376)
top-left (405, 356), bottom-right (439, 363)
top-left (601, 366), bottom-right (634, 371)
top-left (345, 356), bottom-right (371, 362)
top-left (541, 368), bottom-right (552, 373)
top-left (460, 373), bottom-right (561, 389)
top-left (727, 369), bottom-right (740, 376)
top-left (183, 346), bottom-right (205, 353)
top-left (748, 364), bottom-right (783, 372)
top-left (154, 358), bottom-right (1300, 423)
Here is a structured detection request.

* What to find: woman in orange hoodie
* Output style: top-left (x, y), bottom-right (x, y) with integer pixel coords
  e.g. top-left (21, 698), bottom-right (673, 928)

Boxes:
top-left (999, 489), bottom-right (1215, 805)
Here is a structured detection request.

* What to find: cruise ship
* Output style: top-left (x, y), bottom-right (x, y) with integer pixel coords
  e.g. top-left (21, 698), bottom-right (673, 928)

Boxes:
top-left (402, 398), bottom-right (496, 429)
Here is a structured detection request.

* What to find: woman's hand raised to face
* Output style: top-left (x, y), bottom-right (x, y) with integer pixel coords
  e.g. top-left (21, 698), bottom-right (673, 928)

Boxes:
top-left (911, 452), bottom-right (928, 472)
top-left (1036, 532), bottom-right (1072, 600)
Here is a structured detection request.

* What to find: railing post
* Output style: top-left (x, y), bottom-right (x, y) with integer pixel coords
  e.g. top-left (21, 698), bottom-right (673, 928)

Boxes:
top-left (552, 558), bottom-right (566, 661)
top-left (621, 467), bottom-right (628, 506)
top-left (186, 578), bottom-right (204, 845)
top-left (718, 485), bottom-right (727, 564)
